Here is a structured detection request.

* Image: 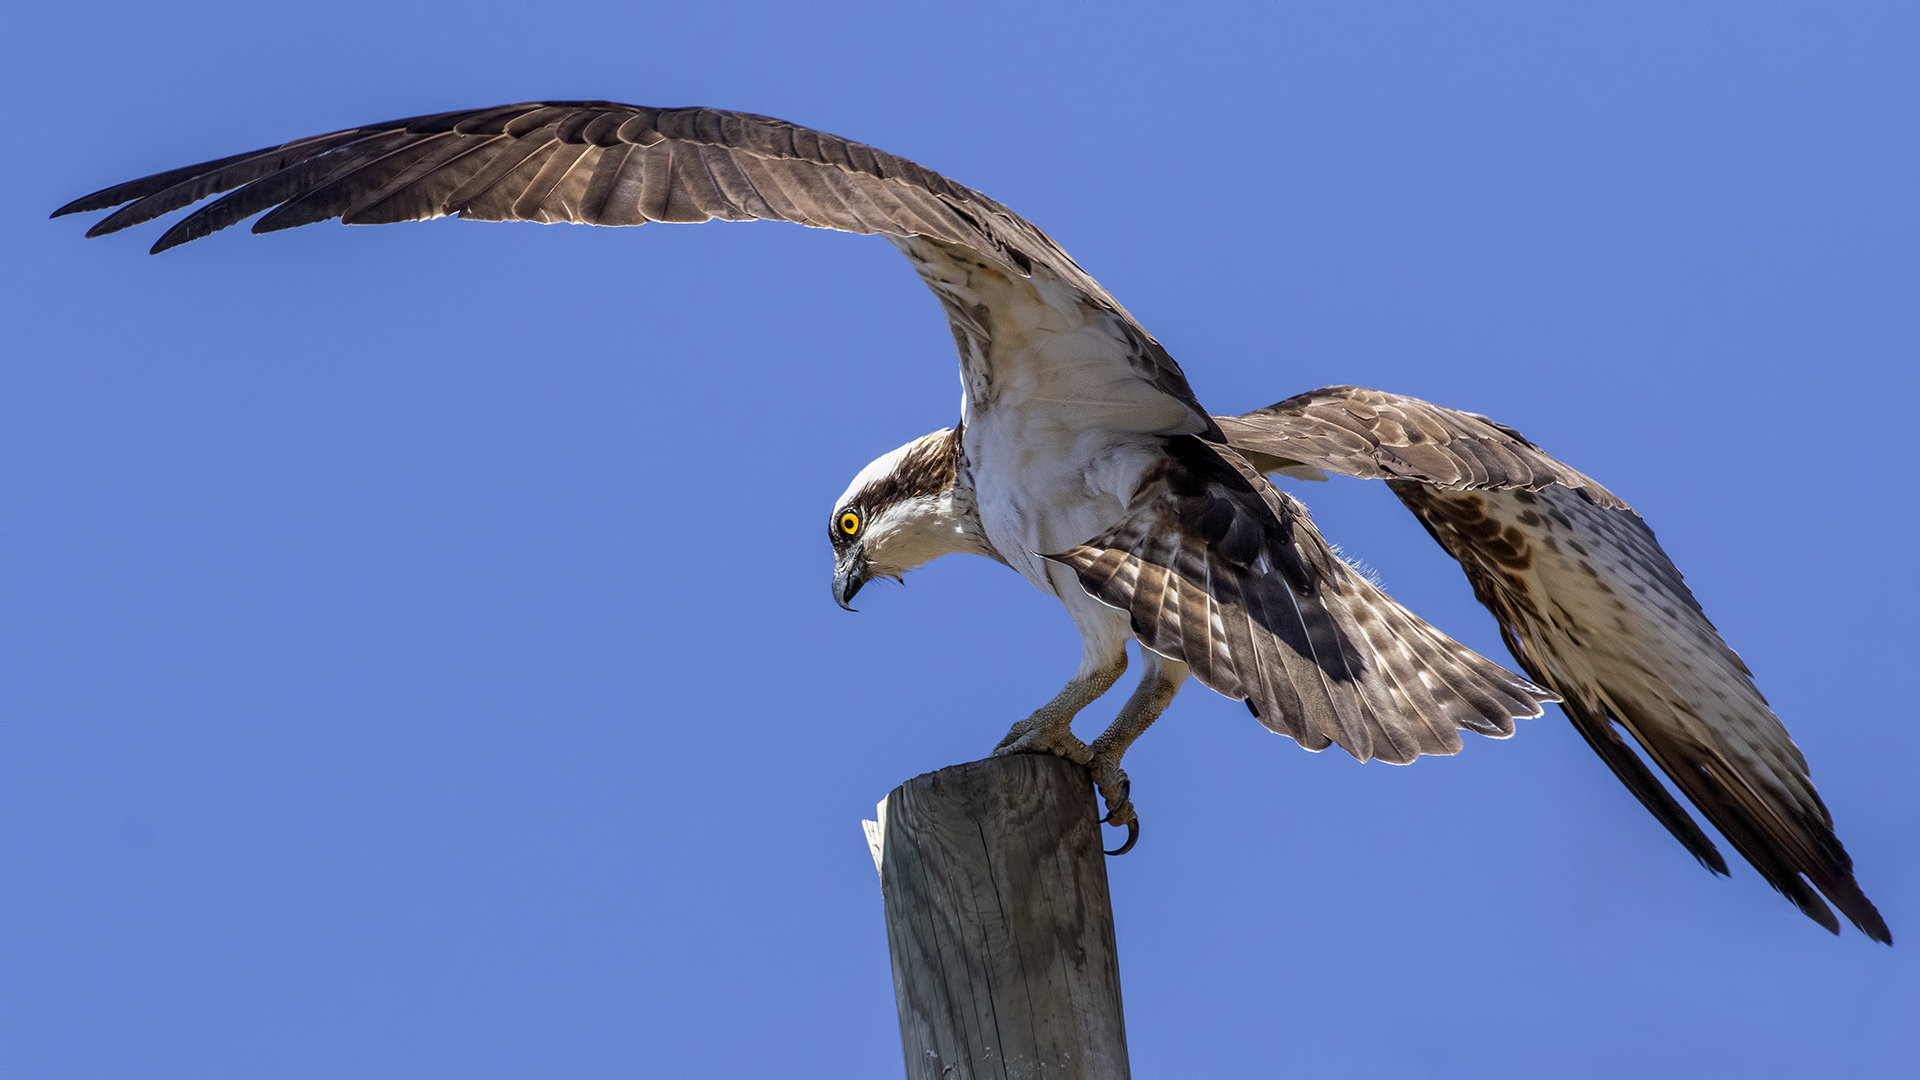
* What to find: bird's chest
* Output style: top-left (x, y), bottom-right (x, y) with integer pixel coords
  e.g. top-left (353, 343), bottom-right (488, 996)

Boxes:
top-left (962, 412), bottom-right (1161, 594)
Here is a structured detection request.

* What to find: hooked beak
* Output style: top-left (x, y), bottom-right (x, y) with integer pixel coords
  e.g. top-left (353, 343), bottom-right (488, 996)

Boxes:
top-left (833, 546), bottom-right (870, 611)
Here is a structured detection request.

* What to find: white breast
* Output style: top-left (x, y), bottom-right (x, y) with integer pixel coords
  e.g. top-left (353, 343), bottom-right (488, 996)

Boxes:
top-left (891, 234), bottom-right (1205, 596)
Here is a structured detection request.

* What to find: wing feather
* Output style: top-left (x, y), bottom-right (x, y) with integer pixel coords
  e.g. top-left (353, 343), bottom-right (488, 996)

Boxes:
top-left (147, 132), bottom-right (419, 253)
top-left (342, 135), bottom-right (519, 225)
top-left (68, 132), bottom-right (379, 235)
top-left (1220, 385), bottom-right (1889, 941)
top-left (1046, 437), bottom-right (1553, 766)
top-left (1217, 385), bottom-right (1623, 508)
top-left (58, 100), bottom-right (1213, 436)
top-left (1392, 481), bottom-right (1887, 940)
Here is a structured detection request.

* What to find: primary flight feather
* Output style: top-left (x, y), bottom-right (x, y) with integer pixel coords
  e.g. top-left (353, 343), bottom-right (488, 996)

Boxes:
top-left (55, 100), bottom-right (1889, 942)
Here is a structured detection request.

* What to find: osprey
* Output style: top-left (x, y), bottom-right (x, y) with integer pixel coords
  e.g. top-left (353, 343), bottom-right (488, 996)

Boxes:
top-left (55, 100), bottom-right (1888, 942)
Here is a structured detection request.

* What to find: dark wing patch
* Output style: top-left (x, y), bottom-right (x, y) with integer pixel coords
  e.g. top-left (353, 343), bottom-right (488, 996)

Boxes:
top-left (1045, 437), bottom-right (1553, 765)
top-left (1393, 483), bottom-right (1889, 942)
top-left (1216, 386), bottom-right (1626, 510)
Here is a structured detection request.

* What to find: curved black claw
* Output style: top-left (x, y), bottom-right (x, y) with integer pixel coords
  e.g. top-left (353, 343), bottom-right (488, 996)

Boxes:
top-left (1103, 819), bottom-right (1139, 857)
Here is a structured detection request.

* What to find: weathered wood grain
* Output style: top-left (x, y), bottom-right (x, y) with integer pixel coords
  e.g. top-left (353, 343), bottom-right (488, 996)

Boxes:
top-left (874, 754), bottom-right (1129, 1080)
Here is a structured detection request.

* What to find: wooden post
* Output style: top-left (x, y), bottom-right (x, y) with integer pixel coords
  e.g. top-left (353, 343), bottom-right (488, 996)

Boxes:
top-left (863, 753), bottom-right (1130, 1080)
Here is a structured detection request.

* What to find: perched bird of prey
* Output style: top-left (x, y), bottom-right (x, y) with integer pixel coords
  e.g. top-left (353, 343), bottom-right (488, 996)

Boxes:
top-left (55, 100), bottom-right (1888, 942)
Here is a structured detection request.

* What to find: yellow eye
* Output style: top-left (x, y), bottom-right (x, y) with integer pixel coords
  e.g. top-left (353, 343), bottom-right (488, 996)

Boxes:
top-left (838, 511), bottom-right (861, 536)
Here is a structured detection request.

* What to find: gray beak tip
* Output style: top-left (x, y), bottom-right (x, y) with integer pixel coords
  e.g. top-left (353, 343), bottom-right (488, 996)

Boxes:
top-left (833, 548), bottom-right (869, 612)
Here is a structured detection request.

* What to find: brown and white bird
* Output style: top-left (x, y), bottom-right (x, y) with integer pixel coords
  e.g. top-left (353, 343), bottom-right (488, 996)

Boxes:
top-left (54, 100), bottom-right (1889, 942)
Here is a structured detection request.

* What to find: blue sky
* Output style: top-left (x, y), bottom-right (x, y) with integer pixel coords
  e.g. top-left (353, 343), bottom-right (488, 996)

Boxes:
top-left (6, 2), bottom-right (1916, 1076)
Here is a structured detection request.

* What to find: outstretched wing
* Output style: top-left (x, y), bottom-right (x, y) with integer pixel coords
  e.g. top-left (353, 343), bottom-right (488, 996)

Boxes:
top-left (1220, 386), bottom-right (1889, 942)
top-left (1214, 385), bottom-right (1625, 507)
top-left (54, 101), bottom-right (1212, 437)
top-left (1045, 436), bottom-right (1554, 766)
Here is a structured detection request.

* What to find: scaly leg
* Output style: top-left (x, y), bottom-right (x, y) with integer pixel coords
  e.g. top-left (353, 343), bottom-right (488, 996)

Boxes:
top-left (992, 647), bottom-right (1128, 765)
top-left (1087, 652), bottom-right (1188, 853)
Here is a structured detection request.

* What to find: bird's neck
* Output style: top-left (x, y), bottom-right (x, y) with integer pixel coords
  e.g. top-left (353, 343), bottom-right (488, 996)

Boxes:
top-left (875, 470), bottom-right (1003, 574)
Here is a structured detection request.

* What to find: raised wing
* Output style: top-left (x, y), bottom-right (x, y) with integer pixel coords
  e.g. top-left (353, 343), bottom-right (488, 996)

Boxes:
top-left (1215, 385), bottom-right (1625, 508)
top-left (1221, 386), bottom-right (1889, 942)
top-left (53, 100), bottom-right (1212, 436)
top-left (1046, 436), bottom-right (1554, 766)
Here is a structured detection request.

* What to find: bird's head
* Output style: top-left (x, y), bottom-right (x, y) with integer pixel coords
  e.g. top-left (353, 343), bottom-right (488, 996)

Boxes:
top-left (829, 426), bottom-right (988, 610)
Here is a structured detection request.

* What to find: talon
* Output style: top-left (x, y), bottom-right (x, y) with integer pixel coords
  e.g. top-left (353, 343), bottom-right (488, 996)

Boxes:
top-left (992, 723), bottom-right (1092, 765)
top-left (1103, 819), bottom-right (1139, 856)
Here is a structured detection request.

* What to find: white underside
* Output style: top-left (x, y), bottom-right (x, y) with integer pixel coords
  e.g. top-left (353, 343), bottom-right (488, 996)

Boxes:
top-left (888, 236), bottom-right (1210, 678)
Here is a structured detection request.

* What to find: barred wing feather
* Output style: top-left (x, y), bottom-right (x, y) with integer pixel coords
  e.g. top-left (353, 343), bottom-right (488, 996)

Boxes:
top-left (1220, 386), bottom-right (1890, 942)
top-left (1046, 437), bottom-right (1554, 766)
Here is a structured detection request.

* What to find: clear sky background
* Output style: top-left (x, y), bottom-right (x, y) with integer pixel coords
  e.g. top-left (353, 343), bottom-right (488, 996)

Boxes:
top-left (6, 2), bottom-right (1916, 1077)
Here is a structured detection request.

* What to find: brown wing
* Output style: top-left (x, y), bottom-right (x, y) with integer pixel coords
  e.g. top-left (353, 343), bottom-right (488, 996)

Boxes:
top-left (1215, 385), bottom-right (1626, 509)
top-left (52, 101), bottom-right (1212, 432)
top-left (1221, 386), bottom-right (1889, 942)
top-left (1045, 436), bottom-right (1554, 765)
top-left (56, 102), bottom-right (1042, 262)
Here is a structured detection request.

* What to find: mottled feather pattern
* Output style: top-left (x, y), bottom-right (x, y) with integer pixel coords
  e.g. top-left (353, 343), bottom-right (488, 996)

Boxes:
top-left (1048, 437), bottom-right (1553, 765)
top-left (1217, 386), bottom-right (1626, 509)
top-left (1390, 482), bottom-right (1890, 941)
top-left (1223, 391), bottom-right (1887, 939)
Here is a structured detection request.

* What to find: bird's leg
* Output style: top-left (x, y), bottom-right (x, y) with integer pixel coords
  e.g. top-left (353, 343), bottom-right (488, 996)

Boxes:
top-left (1086, 653), bottom-right (1188, 852)
top-left (992, 648), bottom-right (1128, 765)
